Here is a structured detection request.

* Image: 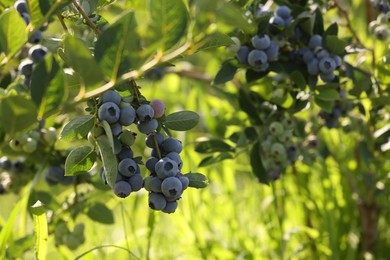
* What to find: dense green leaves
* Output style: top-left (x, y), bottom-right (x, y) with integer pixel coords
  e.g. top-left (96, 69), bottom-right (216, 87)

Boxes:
top-left (60, 115), bottom-right (95, 140)
top-left (0, 95), bottom-right (37, 134)
top-left (94, 11), bottom-right (139, 79)
top-left (65, 146), bottom-right (96, 176)
top-left (62, 36), bottom-right (105, 89)
top-left (147, 0), bottom-right (188, 51)
top-left (0, 9), bottom-right (27, 58)
top-left (31, 200), bottom-right (47, 260)
top-left (30, 56), bottom-right (66, 118)
top-left (165, 111), bottom-right (199, 131)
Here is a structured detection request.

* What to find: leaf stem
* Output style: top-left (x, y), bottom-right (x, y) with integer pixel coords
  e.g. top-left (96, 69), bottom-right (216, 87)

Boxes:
top-left (71, 0), bottom-right (101, 36)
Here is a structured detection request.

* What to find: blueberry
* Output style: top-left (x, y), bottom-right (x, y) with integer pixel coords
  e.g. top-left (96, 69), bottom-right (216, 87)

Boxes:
top-left (136, 104), bottom-right (155, 121)
top-left (137, 119), bottom-right (158, 134)
top-left (29, 45), bottom-right (48, 63)
top-left (286, 145), bottom-right (299, 162)
top-left (320, 71), bottom-right (336, 82)
top-left (61, 175), bottom-right (77, 186)
top-left (178, 174), bottom-right (189, 190)
top-left (150, 99), bottom-right (166, 118)
top-left (128, 174), bottom-right (143, 191)
top-left (308, 35), bottom-right (322, 49)
top-left (21, 12), bottom-right (30, 24)
top-left (114, 181), bottom-right (132, 198)
top-left (117, 147), bottom-right (134, 161)
top-left (235, 46), bottom-right (250, 64)
top-left (119, 105), bottom-right (136, 126)
top-left (150, 176), bottom-right (163, 192)
top-left (145, 157), bottom-right (159, 172)
top-left (247, 50), bottom-right (268, 67)
top-left (45, 166), bottom-right (64, 183)
top-left (374, 25), bottom-right (389, 41)
top-left (318, 57), bottom-right (336, 74)
top-left (303, 50), bottom-right (315, 64)
top-left (102, 90), bottom-right (121, 105)
top-left (0, 157), bottom-right (12, 170)
top-left (18, 60), bottom-right (34, 76)
top-left (110, 123), bottom-right (122, 136)
top-left (118, 158), bottom-right (139, 177)
top-left (145, 132), bottom-right (164, 148)
top-left (265, 41), bottom-right (279, 61)
top-left (14, 0), bottom-right (27, 14)
top-left (276, 5), bottom-right (291, 20)
top-left (155, 157), bottom-right (178, 179)
top-left (315, 48), bottom-right (330, 59)
top-left (333, 56), bottom-right (342, 68)
top-left (251, 34), bottom-right (271, 50)
top-left (162, 201), bottom-right (178, 214)
top-left (284, 17), bottom-right (293, 26)
top-left (162, 137), bottom-right (182, 153)
top-left (161, 177), bottom-right (182, 199)
top-left (148, 192), bottom-right (167, 210)
top-left (270, 16), bottom-right (285, 26)
top-left (98, 102), bottom-right (120, 124)
top-left (307, 59), bottom-right (320, 75)
top-left (28, 30), bottom-right (42, 44)
top-left (165, 152), bottom-right (183, 170)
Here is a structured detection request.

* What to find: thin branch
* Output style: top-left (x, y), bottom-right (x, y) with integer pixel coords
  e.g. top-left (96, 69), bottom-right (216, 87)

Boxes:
top-left (56, 13), bottom-right (69, 33)
top-left (71, 0), bottom-right (101, 35)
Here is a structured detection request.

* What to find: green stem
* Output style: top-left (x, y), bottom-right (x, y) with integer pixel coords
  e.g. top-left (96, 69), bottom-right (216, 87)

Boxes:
top-left (74, 245), bottom-right (138, 259)
top-left (71, 0), bottom-right (101, 35)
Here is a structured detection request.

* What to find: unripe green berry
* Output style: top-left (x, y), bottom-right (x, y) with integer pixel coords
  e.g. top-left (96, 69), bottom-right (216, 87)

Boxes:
top-left (42, 127), bottom-right (57, 144)
top-left (269, 122), bottom-right (284, 136)
top-left (22, 137), bottom-right (38, 153)
top-left (29, 130), bottom-right (40, 140)
top-left (9, 139), bottom-right (23, 151)
top-left (271, 142), bottom-right (286, 157)
top-left (119, 130), bottom-right (136, 146)
top-left (278, 131), bottom-right (293, 143)
top-left (93, 125), bottom-right (105, 137)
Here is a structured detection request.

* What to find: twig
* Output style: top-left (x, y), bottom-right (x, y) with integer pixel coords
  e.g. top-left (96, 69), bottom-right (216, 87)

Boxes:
top-left (71, 0), bottom-right (101, 35)
top-left (56, 13), bottom-right (69, 33)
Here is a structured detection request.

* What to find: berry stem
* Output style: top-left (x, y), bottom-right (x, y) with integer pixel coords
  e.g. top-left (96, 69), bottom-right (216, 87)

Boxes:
top-left (151, 132), bottom-right (162, 159)
top-left (56, 13), bottom-right (69, 33)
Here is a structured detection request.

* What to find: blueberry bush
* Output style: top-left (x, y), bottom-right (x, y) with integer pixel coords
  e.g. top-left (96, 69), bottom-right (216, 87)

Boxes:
top-left (0, 0), bottom-right (389, 259)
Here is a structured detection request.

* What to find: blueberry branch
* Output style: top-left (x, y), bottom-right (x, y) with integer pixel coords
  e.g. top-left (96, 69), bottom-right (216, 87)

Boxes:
top-left (71, 0), bottom-right (101, 36)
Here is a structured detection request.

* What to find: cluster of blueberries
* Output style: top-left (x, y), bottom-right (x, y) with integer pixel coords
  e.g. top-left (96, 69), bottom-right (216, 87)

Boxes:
top-left (14, 0), bottom-right (50, 88)
top-left (0, 156), bottom-right (27, 194)
top-left (44, 165), bottom-right (79, 186)
top-left (54, 221), bottom-right (85, 250)
top-left (260, 119), bottom-right (298, 180)
top-left (143, 133), bottom-right (189, 213)
top-left (294, 34), bottom-right (342, 83)
top-left (369, 0), bottom-right (390, 41)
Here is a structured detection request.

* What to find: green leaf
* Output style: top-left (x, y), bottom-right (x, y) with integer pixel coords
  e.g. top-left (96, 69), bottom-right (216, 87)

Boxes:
top-left (165, 111), bottom-right (199, 131)
top-left (198, 152), bottom-right (233, 167)
top-left (324, 23), bottom-right (338, 36)
top-left (86, 202), bottom-right (114, 224)
top-left (27, 0), bottom-right (70, 30)
top-left (30, 56), bottom-right (66, 118)
top-left (316, 88), bottom-right (340, 101)
top-left (65, 146), bottom-right (96, 176)
top-left (345, 63), bottom-right (372, 97)
top-left (216, 3), bottom-right (255, 32)
top-left (94, 11), bottom-right (139, 79)
top-left (195, 32), bottom-right (234, 52)
top-left (238, 88), bottom-right (262, 125)
top-left (290, 71), bottom-right (306, 88)
top-left (0, 95), bottom-right (37, 134)
top-left (314, 97), bottom-right (333, 113)
top-left (323, 35), bottom-right (347, 56)
top-left (148, 0), bottom-right (188, 51)
top-left (96, 135), bottom-right (117, 188)
top-left (250, 142), bottom-right (268, 184)
top-left (0, 9), bottom-right (27, 58)
top-left (31, 200), bottom-right (47, 260)
top-left (63, 35), bottom-right (105, 89)
top-left (100, 120), bottom-right (115, 152)
top-left (60, 115), bottom-right (95, 140)
top-left (195, 138), bottom-right (234, 153)
top-left (214, 60), bottom-right (238, 85)
top-left (185, 172), bottom-right (208, 188)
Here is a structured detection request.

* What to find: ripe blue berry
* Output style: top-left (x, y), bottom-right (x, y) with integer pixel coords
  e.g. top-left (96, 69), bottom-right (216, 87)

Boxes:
top-left (145, 132), bottom-right (164, 148)
top-left (320, 72), bottom-right (336, 82)
top-left (265, 41), bottom-right (279, 61)
top-left (29, 45), bottom-right (48, 63)
top-left (307, 59), bottom-right (320, 75)
top-left (102, 90), bottom-right (121, 105)
top-left (28, 30), bottom-right (42, 44)
top-left (110, 123), bottom-right (122, 136)
top-left (18, 60), bottom-right (33, 76)
top-left (162, 201), bottom-right (178, 214)
top-left (119, 105), bottom-right (136, 126)
top-left (128, 174), bottom-right (143, 191)
top-left (308, 35), bottom-right (322, 49)
top-left (45, 166), bottom-right (64, 183)
top-left (137, 119), bottom-right (158, 134)
top-left (161, 177), bottom-right (183, 199)
top-left (162, 137), bottom-right (183, 153)
top-left (145, 157), bottom-right (159, 172)
top-left (114, 181), bottom-right (132, 198)
top-left (21, 12), bottom-right (30, 24)
top-left (117, 146), bottom-right (134, 161)
top-left (136, 104), bottom-right (155, 121)
top-left (276, 5), bottom-right (291, 20)
top-left (0, 157), bottom-right (12, 170)
top-left (318, 57), bottom-right (336, 74)
top-left (14, 0), bottom-right (27, 14)
top-left (270, 16), bottom-right (285, 26)
top-left (118, 158), bottom-right (139, 177)
top-left (303, 50), bottom-right (315, 64)
top-left (247, 50), bottom-right (268, 67)
top-left (251, 34), bottom-right (271, 50)
top-left (165, 152), bottom-right (183, 170)
top-left (98, 102), bottom-right (120, 124)
top-left (150, 99), bottom-right (166, 118)
top-left (150, 176), bottom-right (163, 192)
top-left (155, 157), bottom-right (178, 179)
top-left (148, 192), bottom-right (167, 210)
top-left (315, 48), bottom-right (330, 59)
top-left (178, 174), bottom-right (189, 190)
top-left (235, 46), bottom-right (250, 64)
